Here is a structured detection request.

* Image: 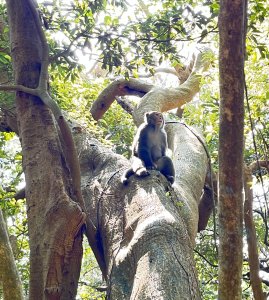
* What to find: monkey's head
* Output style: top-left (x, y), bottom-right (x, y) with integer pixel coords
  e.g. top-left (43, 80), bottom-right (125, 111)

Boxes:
top-left (145, 111), bottom-right (164, 128)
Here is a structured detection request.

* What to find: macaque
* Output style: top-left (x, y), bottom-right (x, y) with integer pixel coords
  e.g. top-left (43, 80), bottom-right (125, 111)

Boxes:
top-left (121, 111), bottom-right (175, 184)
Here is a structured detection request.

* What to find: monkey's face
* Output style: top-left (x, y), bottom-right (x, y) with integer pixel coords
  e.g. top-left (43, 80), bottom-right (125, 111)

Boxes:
top-left (146, 111), bottom-right (164, 128)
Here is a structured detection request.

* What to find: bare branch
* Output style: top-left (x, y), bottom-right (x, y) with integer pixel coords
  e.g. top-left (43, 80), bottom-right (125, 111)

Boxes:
top-left (138, 67), bottom-right (180, 79)
top-left (91, 49), bottom-right (212, 125)
top-left (244, 165), bottom-right (266, 299)
top-left (0, 84), bottom-right (38, 95)
top-left (194, 249), bottom-right (218, 268)
top-left (90, 77), bottom-right (154, 120)
top-left (249, 160), bottom-right (269, 173)
top-left (133, 48), bottom-right (213, 125)
top-left (115, 96), bottom-right (134, 115)
top-left (174, 54), bottom-right (195, 83)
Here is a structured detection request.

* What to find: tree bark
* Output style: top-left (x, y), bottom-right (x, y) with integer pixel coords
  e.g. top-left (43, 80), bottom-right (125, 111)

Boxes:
top-left (218, 0), bottom-right (246, 298)
top-left (244, 164), bottom-right (266, 300)
top-left (0, 209), bottom-right (24, 300)
top-left (78, 121), bottom-right (208, 299)
top-left (6, 1), bottom-right (85, 299)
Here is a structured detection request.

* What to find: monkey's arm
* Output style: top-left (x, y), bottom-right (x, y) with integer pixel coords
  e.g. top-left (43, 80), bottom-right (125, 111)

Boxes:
top-left (161, 130), bottom-right (168, 156)
top-left (138, 148), bottom-right (155, 168)
top-left (137, 129), bottom-right (155, 168)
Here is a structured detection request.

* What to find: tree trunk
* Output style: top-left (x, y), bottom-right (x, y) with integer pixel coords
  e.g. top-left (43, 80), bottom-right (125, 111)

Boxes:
top-left (0, 209), bottom-right (24, 300)
top-left (79, 121), bottom-right (208, 299)
top-left (218, 0), bottom-right (246, 298)
top-left (6, 1), bottom-right (85, 299)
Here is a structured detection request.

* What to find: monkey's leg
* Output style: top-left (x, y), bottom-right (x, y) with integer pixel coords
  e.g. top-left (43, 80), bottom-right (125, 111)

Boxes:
top-left (156, 156), bottom-right (175, 184)
top-left (121, 157), bottom-right (149, 185)
top-left (132, 156), bottom-right (149, 177)
top-left (121, 168), bottom-right (135, 185)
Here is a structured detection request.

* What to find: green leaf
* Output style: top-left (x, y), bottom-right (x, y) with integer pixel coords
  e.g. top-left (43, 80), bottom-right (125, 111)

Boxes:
top-left (104, 15), bottom-right (111, 25)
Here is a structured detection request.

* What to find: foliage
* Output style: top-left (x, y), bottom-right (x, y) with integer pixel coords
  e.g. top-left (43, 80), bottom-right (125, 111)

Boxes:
top-left (0, 133), bottom-right (23, 208)
top-left (0, 132), bottom-right (29, 295)
top-left (78, 241), bottom-right (106, 299)
top-left (195, 225), bottom-right (218, 299)
top-left (39, 0), bottom-right (219, 75)
top-left (248, 0), bottom-right (269, 60)
top-left (49, 67), bottom-right (135, 155)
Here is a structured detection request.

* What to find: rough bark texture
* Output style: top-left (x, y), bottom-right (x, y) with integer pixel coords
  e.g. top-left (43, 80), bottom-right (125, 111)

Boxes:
top-left (88, 43), bottom-right (213, 300)
top-left (0, 209), bottom-right (24, 300)
top-left (6, 1), bottom-right (85, 299)
top-left (78, 121), bottom-right (208, 299)
top-left (218, 0), bottom-right (246, 298)
top-left (165, 123), bottom-right (209, 243)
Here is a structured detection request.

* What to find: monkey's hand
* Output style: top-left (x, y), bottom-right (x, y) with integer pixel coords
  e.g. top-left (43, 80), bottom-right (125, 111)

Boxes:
top-left (136, 167), bottom-right (149, 177)
top-left (147, 163), bottom-right (157, 170)
top-left (166, 175), bottom-right (175, 184)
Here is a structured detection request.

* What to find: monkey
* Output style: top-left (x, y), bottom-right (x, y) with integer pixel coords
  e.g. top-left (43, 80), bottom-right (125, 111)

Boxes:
top-left (121, 111), bottom-right (175, 185)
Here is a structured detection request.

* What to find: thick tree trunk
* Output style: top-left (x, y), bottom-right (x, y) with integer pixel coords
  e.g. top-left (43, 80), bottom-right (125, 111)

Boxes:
top-left (79, 122), bottom-right (208, 299)
top-left (218, 0), bottom-right (246, 298)
top-left (6, 1), bottom-right (84, 299)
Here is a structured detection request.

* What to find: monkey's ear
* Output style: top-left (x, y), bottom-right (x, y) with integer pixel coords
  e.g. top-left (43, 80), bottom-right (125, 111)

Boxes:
top-left (145, 112), bottom-right (150, 123)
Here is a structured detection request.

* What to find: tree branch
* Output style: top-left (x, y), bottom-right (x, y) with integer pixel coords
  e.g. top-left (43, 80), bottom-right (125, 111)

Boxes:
top-left (0, 84), bottom-right (38, 95)
top-left (78, 122), bottom-right (207, 297)
top-left (91, 49), bottom-right (212, 125)
top-left (90, 77), bottom-right (154, 120)
top-left (136, 57), bottom-right (195, 84)
top-left (115, 96), bottom-right (134, 115)
top-left (244, 164), bottom-right (266, 300)
top-left (249, 160), bottom-right (269, 173)
top-left (133, 48), bottom-right (213, 125)
top-left (2, 0), bottom-right (88, 222)
top-left (137, 67), bottom-right (180, 79)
